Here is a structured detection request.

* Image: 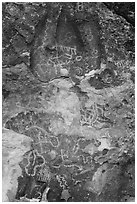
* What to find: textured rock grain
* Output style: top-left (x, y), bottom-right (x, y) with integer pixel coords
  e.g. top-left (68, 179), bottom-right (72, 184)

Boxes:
top-left (2, 128), bottom-right (32, 202)
top-left (2, 2), bottom-right (135, 202)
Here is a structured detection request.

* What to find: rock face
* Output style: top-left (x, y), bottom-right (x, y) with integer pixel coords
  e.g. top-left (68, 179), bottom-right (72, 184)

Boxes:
top-left (30, 4), bottom-right (60, 82)
top-left (2, 128), bottom-right (32, 202)
top-left (30, 4), bottom-right (103, 83)
top-left (2, 2), bottom-right (135, 202)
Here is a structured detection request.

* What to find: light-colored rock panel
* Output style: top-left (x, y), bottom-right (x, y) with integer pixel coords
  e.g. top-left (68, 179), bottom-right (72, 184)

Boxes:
top-left (2, 128), bottom-right (32, 202)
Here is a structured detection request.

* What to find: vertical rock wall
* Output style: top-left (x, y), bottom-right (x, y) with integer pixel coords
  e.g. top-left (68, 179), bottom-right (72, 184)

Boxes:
top-left (2, 2), bottom-right (135, 202)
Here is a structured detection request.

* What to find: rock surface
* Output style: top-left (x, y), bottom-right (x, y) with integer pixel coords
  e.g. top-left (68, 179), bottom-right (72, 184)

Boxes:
top-left (2, 2), bottom-right (135, 202)
top-left (2, 128), bottom-right (32, 202)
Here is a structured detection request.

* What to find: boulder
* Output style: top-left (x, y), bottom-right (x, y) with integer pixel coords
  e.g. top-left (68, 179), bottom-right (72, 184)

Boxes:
top-left (2, 128), bottom-right (32, 202)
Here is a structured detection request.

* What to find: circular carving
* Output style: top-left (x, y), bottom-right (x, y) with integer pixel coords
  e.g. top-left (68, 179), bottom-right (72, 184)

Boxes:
top-left (100, 68), bottom-right (115, 84)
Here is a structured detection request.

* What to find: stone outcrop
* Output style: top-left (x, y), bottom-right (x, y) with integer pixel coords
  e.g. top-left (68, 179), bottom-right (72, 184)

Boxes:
top-left (2, 128), bottom-right (32, 202)
top-left (2, 2), bottom-right (135, 202)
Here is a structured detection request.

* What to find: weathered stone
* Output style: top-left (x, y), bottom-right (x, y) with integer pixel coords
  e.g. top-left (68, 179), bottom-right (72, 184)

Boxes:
top-left (84, 163), bottom-right (108, 195)
top-left (61, 189), bottom-right (71, 201)
top-left (2, 2), bottom-right (135, 202)
top-left (2, 128), bottom-right (32, 202)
